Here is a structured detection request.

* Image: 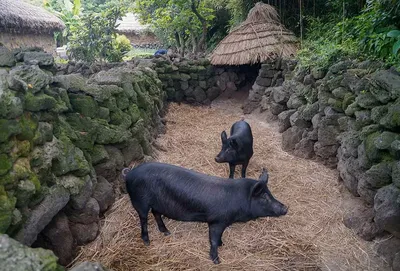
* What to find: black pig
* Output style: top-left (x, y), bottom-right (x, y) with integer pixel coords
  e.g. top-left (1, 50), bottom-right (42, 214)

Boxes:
top-left (215, 119), bottom-right (253, 178)
top-left (123, 162), bottom-right (288, 264)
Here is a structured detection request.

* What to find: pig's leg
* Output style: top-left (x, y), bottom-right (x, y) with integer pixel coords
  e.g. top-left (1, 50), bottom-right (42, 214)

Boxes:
top-left (136, 205), bottom-right (150, 245)
top-left (208, 223), bottom-right (226, 264)
top-left (152, 209), bottom-right (170, 236)
top-left (241, 161), bottom-right (249, 178)
top-left (229, 163), bottom-right (235, 179)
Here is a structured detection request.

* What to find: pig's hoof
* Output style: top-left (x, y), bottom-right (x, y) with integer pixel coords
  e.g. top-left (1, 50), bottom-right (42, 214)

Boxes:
top-left (218, 241), bottom-right (223, 246)
top-left (212, 257), bottom-right (220, 264)
top-left (163, 231), bottom-right (171, 236)
top-left (142, 238), bottom-right (150, 246)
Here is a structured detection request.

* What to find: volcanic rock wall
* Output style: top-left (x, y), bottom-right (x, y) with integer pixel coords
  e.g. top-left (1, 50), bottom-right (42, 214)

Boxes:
top-left (247, 59), bottom-right (400, 269)
top-left (0, 46), bottom-right (165, 265)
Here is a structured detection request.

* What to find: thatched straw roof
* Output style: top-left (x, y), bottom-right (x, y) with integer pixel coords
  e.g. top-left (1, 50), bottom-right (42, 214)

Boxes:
top-left (116, 13), bottom-right (150, 34)
top-left (210, 2), bottom-right (298, 66)
top-left (0, 0), bottom-right (65, 34)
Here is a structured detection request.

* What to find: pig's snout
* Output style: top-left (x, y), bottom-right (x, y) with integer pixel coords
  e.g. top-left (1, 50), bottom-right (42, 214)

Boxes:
top-left (215, 156), bottom-right (223, 163)
top-left (281, 205), bottom-right (289, 216)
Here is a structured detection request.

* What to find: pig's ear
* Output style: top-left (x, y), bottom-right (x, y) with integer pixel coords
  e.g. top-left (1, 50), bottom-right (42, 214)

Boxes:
top-left (230, 138), bottom-right (239, 149)
top-left (221, 131), bottom-right (228, 143)
top-left (251, 181), bottom-right (265, 197)
top-left (259, 168), bottom-right (269, 184)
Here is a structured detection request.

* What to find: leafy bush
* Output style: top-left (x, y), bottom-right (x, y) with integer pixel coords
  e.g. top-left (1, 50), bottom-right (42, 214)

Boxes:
top-left (107, 34), bottom-right (132, 62)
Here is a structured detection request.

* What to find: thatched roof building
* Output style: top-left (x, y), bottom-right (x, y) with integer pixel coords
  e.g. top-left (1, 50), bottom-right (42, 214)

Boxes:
top-left (116, 13), bottom-right (159, 47)
top-left (210, 2), bottom-right (298, 66)
top-left (0, 0), bottom-right (65, 53)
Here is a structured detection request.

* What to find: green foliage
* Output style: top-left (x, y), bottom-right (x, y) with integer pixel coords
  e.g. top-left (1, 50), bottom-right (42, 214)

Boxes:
top-left (67, 4), bottom-right (128, 62)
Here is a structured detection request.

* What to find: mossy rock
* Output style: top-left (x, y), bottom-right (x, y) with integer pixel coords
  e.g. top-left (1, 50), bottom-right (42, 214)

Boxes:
top-left (371, 105), bottom-right (389, 124)
top-left (342, 92), bottom-right (356, 111)
top-left (110, 109), bottom-right (132, 129)
top-left (0, 234), bottom-right (64, 270)
top-left (180, 73), bottom-right (191, 82)
top-left (355, 91), bottom-right (381, 109)
top-left (0, 46), bottom-right (16, 67)
top-left (355, 110), bottom-right (372, 130)
top-left (166, 88), bottom-right (175, 100)
top-left (16, 179), bottom-right (37, 208)
top-left (64, 113), bottom-right (99, 151)
top-left (345, 102), bottom-right (362, 117)
top-left (0, 186), bottom-right (16, 233)
top-left (374, 131), bottom-right (399, 150)
top-left (69, 94), bottom-right (99, 119)
top-left (0, 140), bottom-right (16, 155)
top-left (0, 154), bottom-right (12, 176)
top-left (89, 145), bottom-right (109, 166)
top-left (122, 81), bottom-right (137, 101)
top-left (360, 124), bottom-right (381, 141)
top-left (127, 104), bottom-right (141, 124)
top-left (17, 113), bottom-right (38, 141)
top-left (0, 89), bottom-right (23, 119)
top-left (53, 116), bottom-right (78, 142)
top-left (101, 97), bottom-right (118, 112)
top-left (115, 93), bottom-right (130, 110)
top-left (364, 131), bottom-right (394, 163)
top-left (52, 135), bottom-right (91, 177)
top-left (94, 119), bottom-right (132, 145)
top-left (328, 98), bottom-right (343, 112)
top-left (10, 140), bottom-right (31, 161)
top-left (0, 119), bottom-right (21, 143)
top-left (8, 65), bottom-right (51, 93)
top-left (56, 174), bottom-right (88, 196)
top-left (24, 92), bottom-right (57, 112)
top-left (33, 122), bottom-right (53, 146)
top-left (380, 102), bottom-right (400, 131)
top-left (98, 107), bottom-right (110, 121)
top-left (44, 87), bottom-right (71, 113)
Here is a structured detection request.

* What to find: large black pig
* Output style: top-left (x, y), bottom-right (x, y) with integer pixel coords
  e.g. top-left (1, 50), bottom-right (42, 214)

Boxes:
top-left (123, 162), bottom-right (288, 264)
top-left (215, 119), bottom-right (253, 178)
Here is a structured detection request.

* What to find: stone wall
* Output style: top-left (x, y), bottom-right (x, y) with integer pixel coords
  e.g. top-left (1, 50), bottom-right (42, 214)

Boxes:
top-left (249, 59), bottom-right (400, 269)
top-left (0, 46), bottom-right (165, 265)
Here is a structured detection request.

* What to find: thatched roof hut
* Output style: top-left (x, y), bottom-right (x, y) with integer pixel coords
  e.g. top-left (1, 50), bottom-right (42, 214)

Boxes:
top-left (0, 0), bottom-right (65, 54)
top-left (0, 0), bottom-right (65, 34)
top-left (116, 13), bottom-right (159, 47)
top-left (210, 2), bottom-right (298, 66)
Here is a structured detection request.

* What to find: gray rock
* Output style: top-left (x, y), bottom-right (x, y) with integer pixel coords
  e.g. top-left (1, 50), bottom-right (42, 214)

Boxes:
top-left (287, 94), bottom-right (305, 109)
top-left (67, 197), bottom-right (100, 225)
top-left (69, 175), bottom-right (93, 210)
top-left (380, 103), bottom-right (400, 131)
top-left (375, 237), bottom-right (400, 265)
top-left (8, 65), bottom-right (51, 93)
top-left (337, 116), bottom-right (356, 132)
top-left (303, 74), bottom-right (315, 86)
top-left (314, 142), bottom-right (338, 160)
top-left (70, 262), bottom-right (111, 271)
top-left (278, 110), bottom-right (296, 133)
top-left (355, 110), bottom-right (372, 129)
top-left (294, 138), bottom-right (315, 159)
top-left (118, 138), bottom-right (144, 165)
top-left (329, 60), bottom-right (353, 74)
top-left (393, 161), bottom-right (400, 188)
top-left (272, 86), bottom-right (289, 105)
top-left (39, 213), bottom-right (76, 265)
top-left (193, 86), bottom-right (207, 102)
top-left (15, 186), bottom-right (70, 245)
top-left (332, 87), bottom-right (349, 99)
top-left (90, 145), bottom-right (109, 166)
top-left (355, 92), bottom-right (381, 109)
top-left (374, 131), bottom-right (399, 150)
top-left (94, 159), bottom-right (117, 182)
top-left (23, 52), bottom-right (54, 67)
top-left (290, 111), bottom-right (311, 129)
top-left (372, 70), bottom-right (400, 100)
top-left (206, 87), bottom-right (220, 101)
top-left (270, 102), bottom-right (287, 115)
top-left (298, 102), bottom-right (319, 121)
top-left (311, 113), bottom-right (322, 129)
top-left (317, 125), bottom-right (340, 146)
top-left (93, 176), bottom-right (115, 213)
top-left (357, 178), bottom-right (376, 205)
top-left (260, 95), bottom-right (269, 112)
top-left (70, 221), bottom-right (99, 245)
top-left (357, 142), bottom-right (372, 170)
top-left (311, 67), bottom-right (326, 80)
top-left (361, 162), bottom-right (392, 189)
top-left (0, 234), bottom-right (62, 271)
top-left (371, 105), bottom-right (389, 124)
top-left (339, 131), bottom-right (361, 158)
top-left (343, 204), bottom-right (382, 241)
top-left (392, 140), bottom-right (400, 159)
top-left (226, 81), bottom-right (237, 92)
top-left (0, 46), bottom-right (15, 67)
top-left (180, 80), bottom-right (189, 90)
top-left (393, 252), bottom-right (400, 271)
top-left (374, 184), bottom-right (400, 237)
top-left (337, 156), bottom-right (360, 196)
top-left (256, 76), bottom-right (272, 87)
top-left (359, 124), bottom-right (380, 141)
top-left (282, 126), bottom-right (303, 151)
top-left (105, 146), bottom-right (124, 170)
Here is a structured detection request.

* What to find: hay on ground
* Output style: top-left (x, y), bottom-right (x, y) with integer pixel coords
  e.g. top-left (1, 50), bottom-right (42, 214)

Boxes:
top-left (210, 2), bottom-right (298, 66)
top-left (73, 100), bottom-right (388, 271)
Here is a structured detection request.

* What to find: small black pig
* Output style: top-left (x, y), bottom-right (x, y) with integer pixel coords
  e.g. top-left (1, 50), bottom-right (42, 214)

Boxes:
top-left (123, 162), bottom-right (288, 264)
top-left (215, 119), bottom-right (253, 178)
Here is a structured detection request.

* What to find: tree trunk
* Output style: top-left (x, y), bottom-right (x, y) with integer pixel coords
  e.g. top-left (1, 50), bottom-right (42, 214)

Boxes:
top-left (191, 0), bottom-right (207, 52)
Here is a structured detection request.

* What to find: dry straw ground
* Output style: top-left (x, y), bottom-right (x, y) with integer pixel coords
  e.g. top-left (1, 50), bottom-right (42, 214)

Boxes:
top-left (73, 98), bottom-right (389, 271)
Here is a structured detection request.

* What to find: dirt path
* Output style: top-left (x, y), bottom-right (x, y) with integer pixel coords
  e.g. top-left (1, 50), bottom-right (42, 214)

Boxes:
top-left (74, 97), bottom-right (389, 271)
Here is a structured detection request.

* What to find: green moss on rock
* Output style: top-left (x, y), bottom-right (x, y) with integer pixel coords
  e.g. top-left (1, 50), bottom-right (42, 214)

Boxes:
top-left (69, 94), bottom-right (99, 119)
top-left (98, 107), bottom-right (110, 121)
top-left (380, 103), bottom-right (400, 131)
top-left (94, 119), bottom-right (132, 145)
top-left (33, 122), bottom-right (53, 146)
top-left (10, 140), bottom-right (31, 161)
top-left (0, 154), bottom-right (12, 176)
top-left (0, 186), bottom-right (16, 233)
top-left (0, 119), bottom-right (21, 143)
top-left (24, 92), bottom-right (57, 112)
top-left (110, 109), bottom-right (132, 128)
top-left (89, 145), bottom-right (109, 166)
top-left (17, 113), bottom-right (38, 141)
top-left (9, 65), bottom-right (51, 93)
top-left (0, 89), bottom-right (23, 119)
